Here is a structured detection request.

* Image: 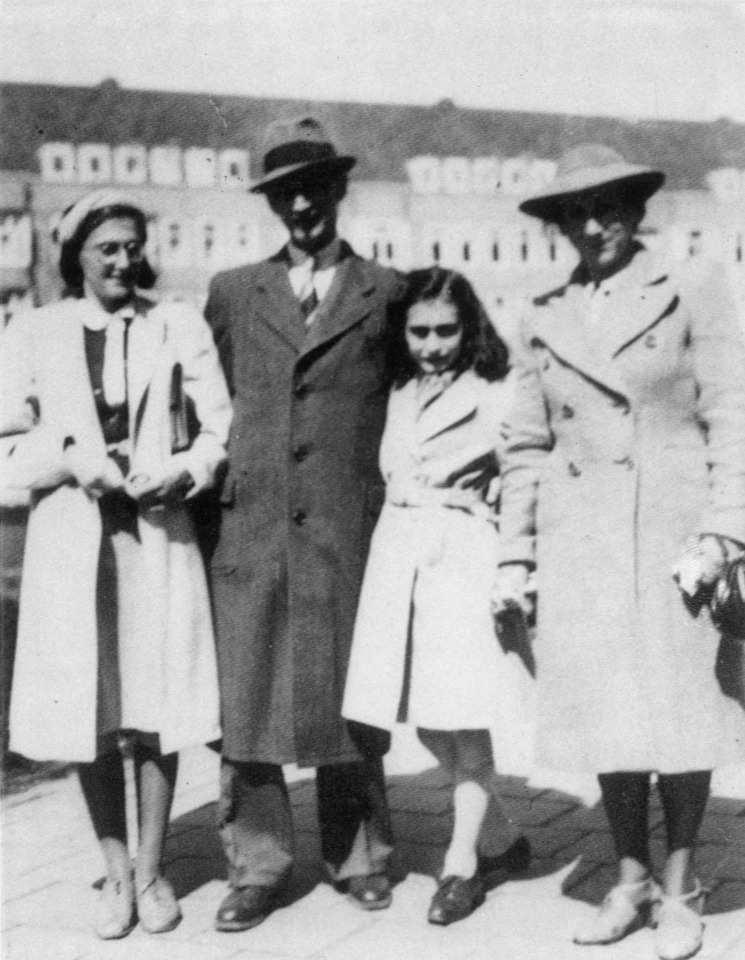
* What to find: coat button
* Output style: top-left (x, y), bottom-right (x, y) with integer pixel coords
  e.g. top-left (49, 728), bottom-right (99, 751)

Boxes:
top-left (292, 509), bottom-right (307, 526)
top-left (293, 444), bottom-right (310, 462)
top-left (561, 404), bottom-right (575, 419)
top-left (644, 334), bottom-right (657, 348)
top-left (568, 461), bottom-right (582, 477)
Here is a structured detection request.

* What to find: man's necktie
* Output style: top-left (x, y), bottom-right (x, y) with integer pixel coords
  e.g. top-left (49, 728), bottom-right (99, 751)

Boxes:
top-left (297, 259), bottom-right (318, 321)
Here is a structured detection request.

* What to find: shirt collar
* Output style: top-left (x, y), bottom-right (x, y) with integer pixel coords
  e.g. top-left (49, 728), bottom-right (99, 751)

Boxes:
top-left (286, 236), bottom-right (343, 272)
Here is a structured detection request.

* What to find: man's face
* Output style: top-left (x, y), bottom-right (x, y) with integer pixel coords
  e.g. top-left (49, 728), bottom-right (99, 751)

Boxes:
top-left (265, 172), bottom-right (346, 255)
top-left (558, 191), bottom-right (645, 280)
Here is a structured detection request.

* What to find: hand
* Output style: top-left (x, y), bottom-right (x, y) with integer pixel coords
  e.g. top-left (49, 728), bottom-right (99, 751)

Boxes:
top-left (125, 465), bottom-right (194, 510)
top-left (672, 535), bottom-right (727, 599)
top-left (64, 446), bottom-right (125, 498)
top-left (491, 564), bottom-right (534, 618)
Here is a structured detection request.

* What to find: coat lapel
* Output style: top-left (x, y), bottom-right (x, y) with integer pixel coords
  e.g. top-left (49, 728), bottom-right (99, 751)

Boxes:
top-left (416, 371), bottom-right (480, 444)
top-left (300, 253), bottom-right (376, 358)
top-left (530, 250), bottom-right (677, 401)
top-left (253, 256), bottom-right (305, 353)
top-left (127, 299), bottom-right (167, 430)
top-left (531, 285), bottom-right (630, 400)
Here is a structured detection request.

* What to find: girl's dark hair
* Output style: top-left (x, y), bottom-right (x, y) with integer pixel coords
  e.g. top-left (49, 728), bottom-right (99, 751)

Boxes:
top-left (389, 267), bottom-right (510, 386)
top-left (58, 204), bottom-right (156, 295)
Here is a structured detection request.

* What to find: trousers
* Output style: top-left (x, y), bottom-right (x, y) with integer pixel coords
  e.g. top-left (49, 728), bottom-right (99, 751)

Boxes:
top-left (218, 756), bottom-right (394, 889)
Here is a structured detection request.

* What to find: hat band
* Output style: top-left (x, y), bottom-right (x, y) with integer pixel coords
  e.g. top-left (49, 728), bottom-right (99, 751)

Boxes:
top-left (263, 140), bottom-right (337, 175)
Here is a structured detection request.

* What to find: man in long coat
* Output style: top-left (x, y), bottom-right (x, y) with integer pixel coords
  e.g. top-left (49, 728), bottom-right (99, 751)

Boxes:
top-left (205, 116), bottom-right (405, 931)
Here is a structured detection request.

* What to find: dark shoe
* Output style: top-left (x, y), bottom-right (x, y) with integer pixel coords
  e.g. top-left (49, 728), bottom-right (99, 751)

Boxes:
top-left (137, 875), bottom-right (182, 934)
top-left (214, 885), bottom-right (283, 932)
top-left (343, 874), bottom-right (392, 911)
top-left (477, 835), bottom-right (532, 883)
top-left (428, 875), bottom-right (486, 926)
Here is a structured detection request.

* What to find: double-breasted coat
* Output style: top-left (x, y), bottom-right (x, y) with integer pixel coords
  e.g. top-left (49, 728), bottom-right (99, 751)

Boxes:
top-left (343, 371), bottom-right (533, 745)
top-left (1, 297), bottom-right (232, 762)
top-left (204, 244), bottom-right (404, 766)
top-left (499, 249), bottom-right (745, 774)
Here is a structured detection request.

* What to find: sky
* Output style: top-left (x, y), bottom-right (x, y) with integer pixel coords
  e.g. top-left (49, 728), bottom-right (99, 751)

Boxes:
top-left (1, 0), bottom-right (744, 123)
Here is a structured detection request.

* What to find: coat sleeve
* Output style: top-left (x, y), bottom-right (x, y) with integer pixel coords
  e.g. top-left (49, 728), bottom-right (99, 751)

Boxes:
top-left (167, 303), bottom-right (233, 495)
top-left (687, 261), bottom-right (745, 543)
top-left (497, 315), bottom-right (555, 567)
top-left (0, 310), bottom-right (72, 493)
top-left (203, 274), bottom-right (234, 396)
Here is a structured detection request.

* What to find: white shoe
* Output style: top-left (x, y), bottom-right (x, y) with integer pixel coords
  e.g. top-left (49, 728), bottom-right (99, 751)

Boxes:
top-left (574, 877), bottom-right (660, 945)
top-left (653, 881), bottom-right (706, 960)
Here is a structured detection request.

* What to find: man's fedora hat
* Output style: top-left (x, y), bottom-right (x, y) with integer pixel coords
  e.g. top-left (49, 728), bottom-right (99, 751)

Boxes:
top-left (519, 143), bottom-right (664, 222)
top-left (251, 115), bottom-right (356, 193)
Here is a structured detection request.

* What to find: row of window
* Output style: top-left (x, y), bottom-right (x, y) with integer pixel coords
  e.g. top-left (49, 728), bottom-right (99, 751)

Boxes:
top-left (2, 211), bottom-right (743, 274)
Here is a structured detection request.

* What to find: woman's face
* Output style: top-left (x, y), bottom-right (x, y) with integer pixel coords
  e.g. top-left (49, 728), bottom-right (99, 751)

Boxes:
top-left (559, 194), bottom-right (644, 280)
top-left (405, 300), bottom-right (463, 376)
top-left (78, 216), bottom-right (144, 312)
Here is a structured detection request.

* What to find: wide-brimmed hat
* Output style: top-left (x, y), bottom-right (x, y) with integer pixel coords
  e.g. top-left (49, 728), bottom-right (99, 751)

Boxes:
top-left (519, 144), bottom-right (664, 222)
top-left (251, 115), bottom-right (356, 193)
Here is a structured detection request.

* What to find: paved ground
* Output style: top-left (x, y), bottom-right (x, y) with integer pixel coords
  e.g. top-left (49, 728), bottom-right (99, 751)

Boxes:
top-left (2, 730), bottom-right (745, 960)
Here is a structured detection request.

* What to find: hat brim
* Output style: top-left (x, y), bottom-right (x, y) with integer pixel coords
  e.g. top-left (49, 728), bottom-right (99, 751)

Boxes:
top-left (519, 169), bottom-right (665, 222)
top-left (251, 155), bottom-right (356, 193)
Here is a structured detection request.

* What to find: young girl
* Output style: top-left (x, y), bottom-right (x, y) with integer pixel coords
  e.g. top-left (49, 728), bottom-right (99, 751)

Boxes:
top-left (342, 267), bottom-right (533, 925)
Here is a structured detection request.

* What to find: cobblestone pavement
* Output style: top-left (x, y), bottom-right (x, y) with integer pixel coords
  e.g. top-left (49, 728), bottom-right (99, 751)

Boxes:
top-left (3, 730), bottom-right (744, 960)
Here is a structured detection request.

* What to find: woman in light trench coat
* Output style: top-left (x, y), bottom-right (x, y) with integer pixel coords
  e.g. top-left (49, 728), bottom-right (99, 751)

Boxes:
top-left (495, 146), bottom-right (745, 960)
top-left (0, 191), bottom-right (231, 939)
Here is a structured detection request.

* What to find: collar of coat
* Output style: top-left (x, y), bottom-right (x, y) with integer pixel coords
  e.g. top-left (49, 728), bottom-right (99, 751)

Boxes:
top-left (528, 246), bottom-right (680, 401)
top-left (51, 294), bottom-right (176, 450)
top-left (251, 240), bottom-right (382, 356)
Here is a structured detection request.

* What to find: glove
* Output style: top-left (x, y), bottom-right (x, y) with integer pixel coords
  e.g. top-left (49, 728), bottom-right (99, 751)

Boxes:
top-left (491, 563), bottom-right (534, 617)
top-left (64, 444), bottom-right (125, 498)
top-left (672, 535), bottom-right (729, 599)
top-left (125, 463), bottom-right (194, 510)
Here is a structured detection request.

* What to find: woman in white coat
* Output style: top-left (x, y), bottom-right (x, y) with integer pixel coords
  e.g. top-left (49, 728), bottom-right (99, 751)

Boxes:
top-left (0, 191), bottom-right (231, 939)
top-left (496, 146), bottom-right (745, 960)
top-left (343, 268), bottom-right (533, 926)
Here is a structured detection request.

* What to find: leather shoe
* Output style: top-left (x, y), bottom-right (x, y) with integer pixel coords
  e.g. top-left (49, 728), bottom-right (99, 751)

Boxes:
top-left (137, 875), bottom-right (182, 934)
top-left (653, 881), bottom-right (706, 960)
top-left (94, 876), bottom-right (137, 940)
top-left (215, 885), bottom-right (283, 932)
top-left (477, 835), bottom-right (531, 883)
top-left (428, 875), bottom-right (486, 926)
top-left (574, 877), bottom-right (660, 945)
top-left (343, 874), bottom-right (392, 911)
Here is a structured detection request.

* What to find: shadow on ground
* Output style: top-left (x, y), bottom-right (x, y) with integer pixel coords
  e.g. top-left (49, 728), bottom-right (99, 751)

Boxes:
top-left (161, 766), bottom-right (745, 917)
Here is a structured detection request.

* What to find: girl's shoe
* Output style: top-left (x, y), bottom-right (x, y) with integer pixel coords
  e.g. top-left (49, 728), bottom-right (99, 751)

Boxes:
top-left (137, 875), bottom-right (182, 934)
top-left (94, 876), bottom-right (137, 940)
top-left (574, 877), bottom-right (660, 945)
top-left (428, 875), bottom-right (486, 925)
top-left (653, 881), bottom-right (706, 960)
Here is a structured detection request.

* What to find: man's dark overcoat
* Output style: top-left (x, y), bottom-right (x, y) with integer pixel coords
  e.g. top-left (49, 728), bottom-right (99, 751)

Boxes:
top-left (205, 243), bottom-right (404, 766)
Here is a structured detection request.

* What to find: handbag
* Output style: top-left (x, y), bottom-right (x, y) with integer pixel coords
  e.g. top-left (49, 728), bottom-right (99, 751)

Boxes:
top-left (710, 554), bottom-right (745, 639)
top-left (169, 363), bottom-right (199, 454)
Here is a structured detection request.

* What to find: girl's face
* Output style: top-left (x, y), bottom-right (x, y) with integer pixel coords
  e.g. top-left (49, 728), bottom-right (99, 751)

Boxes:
top-left (78, 216), bottom-right (144, 312)
top-left (405, 300), bottom-right (463, 376)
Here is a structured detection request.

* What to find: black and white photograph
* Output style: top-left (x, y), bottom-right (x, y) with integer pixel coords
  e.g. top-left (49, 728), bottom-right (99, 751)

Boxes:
top-left (1, 2), bottom-right (744, 958)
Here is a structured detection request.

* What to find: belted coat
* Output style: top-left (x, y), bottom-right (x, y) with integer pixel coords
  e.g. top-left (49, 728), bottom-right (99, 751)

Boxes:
top-left (499, 249), bottom-right (745, 774)
top-left (205, 244), bottom-right (404, 766)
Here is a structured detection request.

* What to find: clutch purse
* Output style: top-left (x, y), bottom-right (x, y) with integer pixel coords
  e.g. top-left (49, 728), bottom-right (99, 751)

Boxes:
top-left (710, 555), bottom-right (745, 639)
top-left (169, 363), bottom-right (199, 454)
